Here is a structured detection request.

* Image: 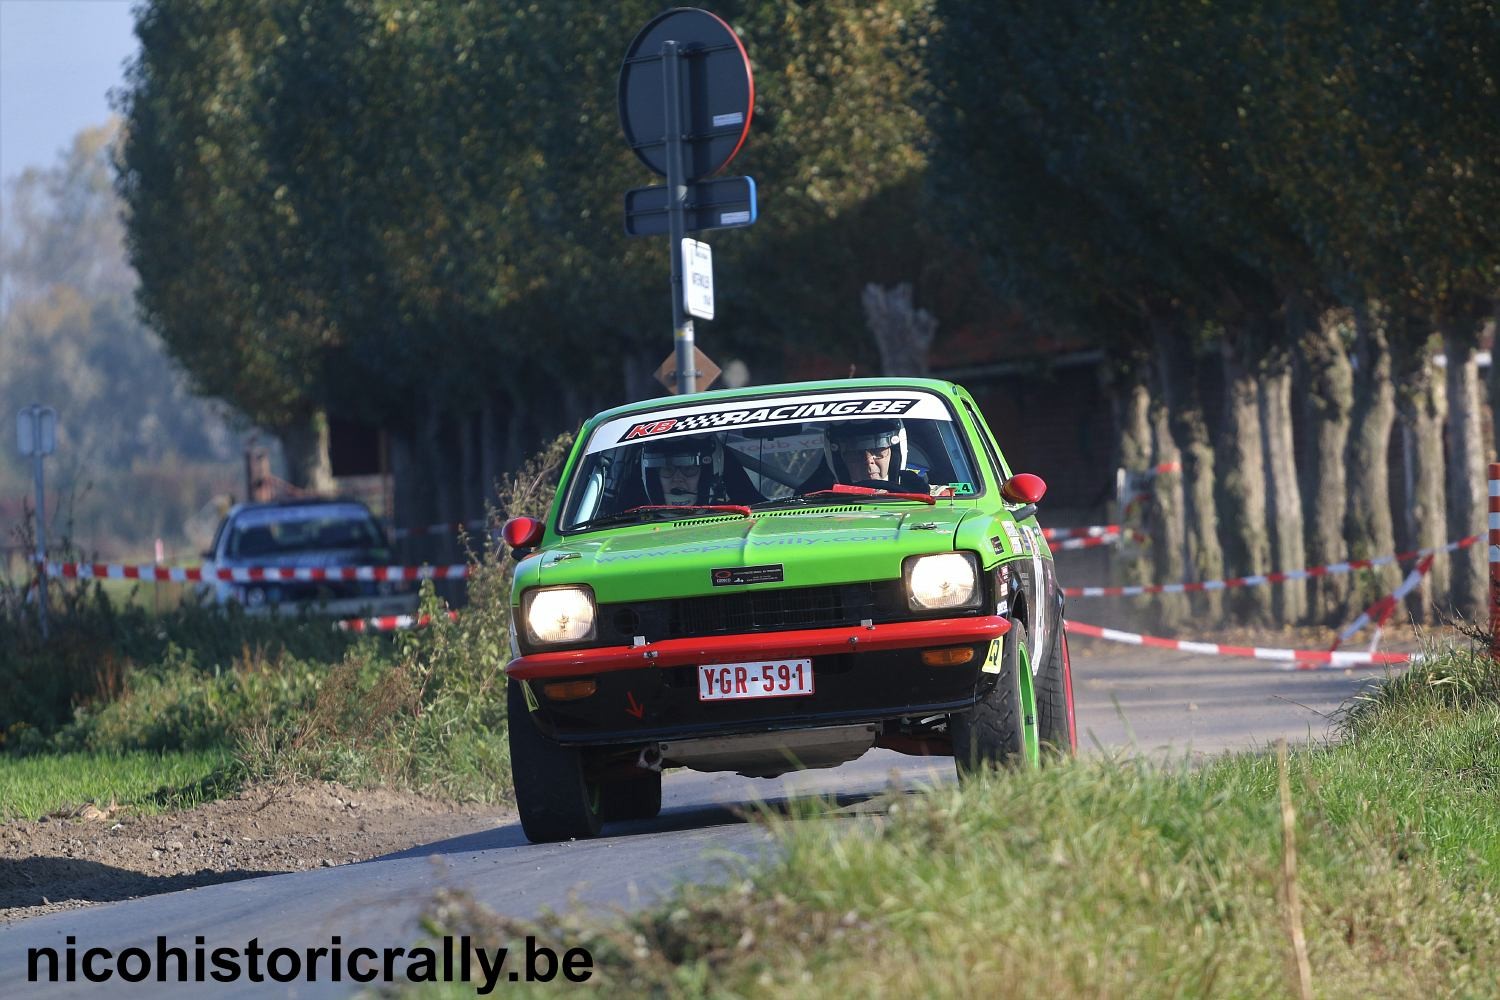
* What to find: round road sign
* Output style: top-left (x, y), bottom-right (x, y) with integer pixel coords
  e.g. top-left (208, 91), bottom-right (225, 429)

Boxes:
top-left (618, 7), bottom-right (754, 180)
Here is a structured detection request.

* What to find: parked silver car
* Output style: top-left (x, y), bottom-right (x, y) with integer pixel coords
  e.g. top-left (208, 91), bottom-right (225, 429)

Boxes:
top-left (203, 499), bottom-right (418, 617)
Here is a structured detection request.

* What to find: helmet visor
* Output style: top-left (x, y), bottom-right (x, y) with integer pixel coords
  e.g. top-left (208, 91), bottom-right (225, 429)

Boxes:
top-left (831, 428), bottom-right (899, 452)
top-left (641, 448), bottom-right (710, 469)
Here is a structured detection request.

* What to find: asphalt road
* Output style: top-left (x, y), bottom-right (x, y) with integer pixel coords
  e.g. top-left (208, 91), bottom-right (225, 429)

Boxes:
top-left (0, 640), bottom-right (1394, 997)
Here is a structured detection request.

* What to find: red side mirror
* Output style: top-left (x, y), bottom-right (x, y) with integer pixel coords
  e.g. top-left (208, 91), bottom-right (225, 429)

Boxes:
top-left (1001, 473), bottom-right (1047, 505)
top-left (501, 516), bottom-right (545, 551)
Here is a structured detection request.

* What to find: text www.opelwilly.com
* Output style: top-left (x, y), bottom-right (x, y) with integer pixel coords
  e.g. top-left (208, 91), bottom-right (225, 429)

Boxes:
top-left (27, 934), bottom-right (592, 993)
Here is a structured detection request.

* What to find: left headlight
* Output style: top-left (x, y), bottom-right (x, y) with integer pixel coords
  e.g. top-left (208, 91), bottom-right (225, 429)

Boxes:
top-left (903, 552), bottom-right (981, 611)
top-left (523, 585), bottom-right (597, 646)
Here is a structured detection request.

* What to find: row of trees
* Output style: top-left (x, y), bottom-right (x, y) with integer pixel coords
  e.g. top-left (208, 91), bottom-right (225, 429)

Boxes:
top-left (927, 2), bottom-right (1498, 624)
top-left (115, 1), bottom-right (1498, 623)
top-left (117, 0), bottom-right (943, 517)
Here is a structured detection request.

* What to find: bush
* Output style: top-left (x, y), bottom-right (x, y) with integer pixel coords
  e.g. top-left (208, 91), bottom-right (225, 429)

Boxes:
top-left (0, 584), bottom-right (365, 742)
top-left (2, 431), bottom-right (578, 804)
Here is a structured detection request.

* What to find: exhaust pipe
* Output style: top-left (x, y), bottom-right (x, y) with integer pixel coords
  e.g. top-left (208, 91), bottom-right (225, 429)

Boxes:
top-left (636, 745), bottom-right (664, 772)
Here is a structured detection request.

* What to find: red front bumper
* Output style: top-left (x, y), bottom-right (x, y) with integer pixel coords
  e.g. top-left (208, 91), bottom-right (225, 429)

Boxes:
top-left (506, 614), bottom-right (1011, 681)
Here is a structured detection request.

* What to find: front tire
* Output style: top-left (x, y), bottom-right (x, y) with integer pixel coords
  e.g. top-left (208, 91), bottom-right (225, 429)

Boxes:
top-left (507, 679), bottom-right (604, 843)
top-left (952, 619), bottom-right (1035, 776)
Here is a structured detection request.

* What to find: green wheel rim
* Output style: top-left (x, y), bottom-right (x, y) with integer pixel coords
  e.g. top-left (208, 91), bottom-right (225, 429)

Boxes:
top-left (1017, 642), bottom-right (1040, 766)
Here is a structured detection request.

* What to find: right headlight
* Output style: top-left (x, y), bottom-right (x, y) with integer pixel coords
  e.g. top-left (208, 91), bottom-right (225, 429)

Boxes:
top-left (522, 585), bottom-right (597, 646)
top-left (903, 552), bottom-right (982, 611)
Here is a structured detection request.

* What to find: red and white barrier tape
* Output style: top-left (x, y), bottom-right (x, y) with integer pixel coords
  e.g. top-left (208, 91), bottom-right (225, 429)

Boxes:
top-left (46, 562), bottom-right (470, 582)
top-left (1063, 534), bottom-right (1480, 598)
top-left (1042, 525), bottom-right (1121, 541)
top-left (1050, 533), bottom-right (1120, 551)
top-left (1331, 554), bottom-right (1434, 651)
top-left (337, 610), bottom-right (459, 633)
top-left (1048, 530), bottom-right (1149, 552)
top-left (1063, 619), bottom-right (1416, 669)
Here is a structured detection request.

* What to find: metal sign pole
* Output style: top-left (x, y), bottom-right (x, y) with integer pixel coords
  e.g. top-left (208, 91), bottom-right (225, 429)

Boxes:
top-left (32, 438), bottom-right (49, 639)
top-left (661, 40), bottom-right (697, 397)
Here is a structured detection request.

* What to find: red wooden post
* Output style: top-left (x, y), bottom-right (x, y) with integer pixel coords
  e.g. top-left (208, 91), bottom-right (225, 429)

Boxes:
top-left (1490, 463), bottom-right (1500, 660)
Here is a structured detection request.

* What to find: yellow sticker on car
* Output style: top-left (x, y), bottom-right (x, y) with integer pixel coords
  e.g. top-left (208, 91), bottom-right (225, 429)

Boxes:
top-left (982, 638), bottom-right (1003, 674)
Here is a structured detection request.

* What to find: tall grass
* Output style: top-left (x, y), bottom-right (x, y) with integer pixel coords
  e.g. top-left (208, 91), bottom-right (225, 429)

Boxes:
top-left (420, 642), bottom-right (1500, 998)
top-left (0, 586), bottom-right (362, 744)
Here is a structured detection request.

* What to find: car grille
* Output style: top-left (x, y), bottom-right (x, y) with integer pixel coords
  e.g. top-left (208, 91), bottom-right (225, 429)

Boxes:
top-left (596, 582), bottom-right (916, 645)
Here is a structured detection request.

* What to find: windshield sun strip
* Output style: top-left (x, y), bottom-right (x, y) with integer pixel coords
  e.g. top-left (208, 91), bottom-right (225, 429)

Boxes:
top-left (554, 389), bottom-right (985, 535)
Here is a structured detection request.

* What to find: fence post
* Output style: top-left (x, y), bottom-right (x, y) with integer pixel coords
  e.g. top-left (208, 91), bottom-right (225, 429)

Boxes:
top-left (1489, 462), bottom-right (1500, 660)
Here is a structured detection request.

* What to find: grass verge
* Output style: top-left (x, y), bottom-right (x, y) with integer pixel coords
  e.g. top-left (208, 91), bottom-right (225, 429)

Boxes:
top-left (0, 749), bottom-right (238, 822)
top-left (417, 643), bottom-right (1500, 998)
top-left (0, 434), bottom-right (572, 818)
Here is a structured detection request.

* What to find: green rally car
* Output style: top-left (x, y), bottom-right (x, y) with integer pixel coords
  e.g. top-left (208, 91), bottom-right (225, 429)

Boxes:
top-left (500, 378), bottom-right (1075, 842)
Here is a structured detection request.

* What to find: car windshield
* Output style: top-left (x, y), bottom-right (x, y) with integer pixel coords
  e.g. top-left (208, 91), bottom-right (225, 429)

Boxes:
top-left (559, 389), bottom-right (983, 531)
top-left (227, 504), bottom-right (386, 558)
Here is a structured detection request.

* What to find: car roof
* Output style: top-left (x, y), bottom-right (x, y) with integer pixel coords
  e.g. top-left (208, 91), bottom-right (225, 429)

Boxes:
top-left (579, 376), bottom-right (968, 430)
top-left (225, 498), bottom-right (375, 520)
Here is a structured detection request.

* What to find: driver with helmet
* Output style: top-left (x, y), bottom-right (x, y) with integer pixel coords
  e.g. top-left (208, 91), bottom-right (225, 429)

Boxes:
top-left (640, 437), bottom-right (732, 505)
top-left (826, 418), bottom-right (906, 485)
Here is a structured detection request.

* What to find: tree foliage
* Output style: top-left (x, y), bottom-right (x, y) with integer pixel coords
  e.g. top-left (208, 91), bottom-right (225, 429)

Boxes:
top-left (117, 0), bottom-right (948, 445)
top-left (927, 1), bottom-right (1500, 340)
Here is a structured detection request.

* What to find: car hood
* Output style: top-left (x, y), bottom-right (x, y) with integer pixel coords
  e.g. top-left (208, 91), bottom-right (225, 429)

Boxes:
top-left (518, 506), bottom-right (977, 604)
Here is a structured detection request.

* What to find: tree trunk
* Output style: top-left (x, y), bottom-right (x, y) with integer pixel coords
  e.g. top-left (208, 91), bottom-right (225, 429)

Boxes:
top-left (1218, 329), bottom-right (1274, 624)
top-left (460, 409), bottom-right (481, 533)
top-left (1393, 330), bottom-right (1447, 622)
top-left (1489, 297), bottom-right (1500, 458)
top-left (389, 415), bottom-right (419, 562)
top-left (1344, 301), bottom-right (1401, 613)
top-left (1295, 308), bottom-right (1354, 623)
top-left (1259, 338), bottom-right (1307, 624)
top-left (1150, 395), bottom-right (1189, 629)
top-left (1113, 361), bottom-right (1155, 618)
top-left (480, 395), bottom-right (499, 511)
top-left (862, 283), bottom-right (936, 376)
top-left (279, 408), bottom-right (335, 494)
top-left (1443, 323), bottom-right (1486, 619)
top-left (424, 397), bottom-right (457, 564)
top-left (1155, 326), bottom-right (1224, 620)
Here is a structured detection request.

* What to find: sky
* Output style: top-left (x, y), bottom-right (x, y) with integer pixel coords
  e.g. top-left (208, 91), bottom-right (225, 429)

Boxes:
top-left (0, 0), bottom-right (140, 184)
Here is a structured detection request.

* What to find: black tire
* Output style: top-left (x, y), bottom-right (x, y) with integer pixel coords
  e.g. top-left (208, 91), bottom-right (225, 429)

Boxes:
top-left (507, 679), bottom-right (604, 843)
top-left (601, 770), bottom-right (663, 822)
top-left (952, 619), bottom-right (1030, 777)
top-left (1035, 625), bottom-right (1077, 758)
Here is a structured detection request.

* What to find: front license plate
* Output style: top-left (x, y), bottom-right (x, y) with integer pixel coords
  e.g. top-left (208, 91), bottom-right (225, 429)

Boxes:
top-left (698, 659), bottom-right (814, 702)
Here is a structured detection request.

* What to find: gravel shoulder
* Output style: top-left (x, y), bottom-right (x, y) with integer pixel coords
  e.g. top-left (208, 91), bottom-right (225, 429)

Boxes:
top-left (0, 782), bottom-right (506, 925)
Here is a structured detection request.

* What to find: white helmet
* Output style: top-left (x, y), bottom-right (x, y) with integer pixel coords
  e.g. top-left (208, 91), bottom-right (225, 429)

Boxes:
top-left (640, 437), bottom-right (722, 504)
top-left (825, 419), bottom-right (905, 482)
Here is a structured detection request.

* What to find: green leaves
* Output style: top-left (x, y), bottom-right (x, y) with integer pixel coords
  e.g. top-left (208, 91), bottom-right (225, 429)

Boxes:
top-left (926, 1), bottom-right (1500, 344)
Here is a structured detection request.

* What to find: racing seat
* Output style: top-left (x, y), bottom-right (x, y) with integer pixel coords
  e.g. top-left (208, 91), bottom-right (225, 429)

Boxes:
top-left (716, 450), bottom-right (764, 506)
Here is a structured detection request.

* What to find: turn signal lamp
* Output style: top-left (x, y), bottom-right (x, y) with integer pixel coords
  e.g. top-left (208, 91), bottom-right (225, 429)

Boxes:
top-left (921, 647), bottom-right (975, 667)
top-left (543, 680), bottom-right (598, 701)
